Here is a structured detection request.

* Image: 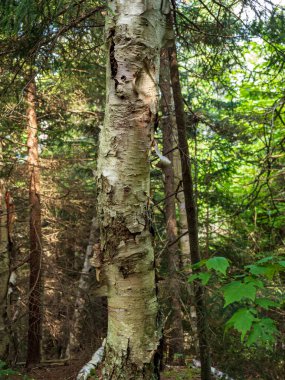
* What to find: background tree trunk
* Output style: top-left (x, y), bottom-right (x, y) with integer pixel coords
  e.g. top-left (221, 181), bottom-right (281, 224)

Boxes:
top-left (25, 77), bottom-right (43, 367)
top-left (160, 47), bottom-right (184, 365)
top-left (168, 20), bottom-right (212, 380)
top-left (0, 161), bottom-right (9, 359)
top-left (96, 1), bottom-right (168, 378)
top-left (65, 217), bottom-right (99, 358)
top-left (173, 146), bottom-right (191, 267)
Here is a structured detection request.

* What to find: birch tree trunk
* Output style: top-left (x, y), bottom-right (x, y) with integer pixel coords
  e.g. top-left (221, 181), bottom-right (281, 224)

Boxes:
top-left (160, 48), bottom-right (184, 364)
top-left (96, 1), bottom-right (168, 378)
top-left (25, 77), bottom-right (43, 367)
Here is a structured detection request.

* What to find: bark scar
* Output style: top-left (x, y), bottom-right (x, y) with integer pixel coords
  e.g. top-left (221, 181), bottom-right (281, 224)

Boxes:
top-left (109, 28), bottom-right (118, 89)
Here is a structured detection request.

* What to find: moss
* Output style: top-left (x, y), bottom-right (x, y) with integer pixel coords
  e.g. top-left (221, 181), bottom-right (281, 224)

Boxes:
top-left (162, 367), bottom-right (200, 380)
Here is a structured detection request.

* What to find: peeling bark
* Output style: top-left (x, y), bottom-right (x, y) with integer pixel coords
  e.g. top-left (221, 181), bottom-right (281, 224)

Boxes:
top-left (25, 77), bottom-right (43, 367)
top-left (95, 1), bottom-right (168, 378)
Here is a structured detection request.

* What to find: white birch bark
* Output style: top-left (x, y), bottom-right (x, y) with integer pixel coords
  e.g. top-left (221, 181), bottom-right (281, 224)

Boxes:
top-left (94, 1), bottom-right (169, 378)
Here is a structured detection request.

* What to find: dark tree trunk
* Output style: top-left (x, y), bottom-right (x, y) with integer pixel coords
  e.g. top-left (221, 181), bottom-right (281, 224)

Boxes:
top-left (65, 217), bottom-right (99, 358)
top-left (25, 77), bottom-right (43, 367)
top-left (167, 18), bottom-right (212, 380)
top-left (160, 48), bottom-right (185, 365)
top-left (0, 175), bottom-right (9, 359)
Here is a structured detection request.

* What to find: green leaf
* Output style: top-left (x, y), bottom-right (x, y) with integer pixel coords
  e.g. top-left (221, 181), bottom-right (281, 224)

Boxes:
top-left (188, 272), bottom-right (211, 285)
top-left (246, 264), bottom-right (276, 279)
top-left (206, 257), bottom-right (230, 275)
top-left (278, 260), bottom-right (285, 267)
top-left (222, 281), bottom-right (257, 307)
top-left (256, 256), bottom-right (273, 264)
top-left (199, 272), bottom-right (211, 285)
top-left (255, 298), bottom-right (279, 310)
top-left (188, 274), bottom-right (199, 283)
top-left (191, 259), bottom-right (207, 270)
top-left (244, 276), bottom-right (264, 288)
top-left (246, 318), bottom-right (278, 347)
top-left (246, 265), bottom-right (268, 275)
top-left (225, 308), bottom-right (258, 341)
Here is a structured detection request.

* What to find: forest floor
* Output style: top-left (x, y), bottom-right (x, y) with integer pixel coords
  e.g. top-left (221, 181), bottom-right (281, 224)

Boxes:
top-left (9, 361), bottom-right (201, 380)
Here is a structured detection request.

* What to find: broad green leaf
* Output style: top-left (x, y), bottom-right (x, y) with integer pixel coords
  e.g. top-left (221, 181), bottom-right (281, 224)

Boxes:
top-left (222, 281), bottom-right (257, 307)
top-left (278, 260), bottom-right (285, 267)
top-left (199, 272), bottom-right (211, 285)
top-left (255, 298), bottom-right (279, 310)
top-left (206, 257), bottom-right (230, 275)
top-left (244, 276), bottom-right (264, 288)
top-left (246, 265), bottom-right (269, 275)
top-left (256, 256), bottom-right (273, 264)
top-left (188, 272), bottom-right (211, 285)
top-left (188, 274), bottom-right (199, 283)
top-left (246, 318), bottom-right (278, 347)
top-left (225, 308), bottom-right (258, 341)
top-left (246, 264), bottom-right (276, 279)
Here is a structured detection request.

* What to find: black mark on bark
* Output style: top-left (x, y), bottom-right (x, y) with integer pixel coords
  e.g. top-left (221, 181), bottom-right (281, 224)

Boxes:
top-left (109, 29), bottom-right (118, 89)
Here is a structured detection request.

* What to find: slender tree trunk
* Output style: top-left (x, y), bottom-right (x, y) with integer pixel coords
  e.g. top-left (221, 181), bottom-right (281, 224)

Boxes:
top-left (25, 77), bottom-right (43, 367)
top-left (96, 1), bottom-right (168, 378)
top-left (172, 104), bottom-right (199, 358)
top-left (5, 190), bottom-right (19, 363)
top-left (65, 217), bottom-right (99, 358)
top-left (165, 54), bottom-right (199, 359)
top-left (160, 48), bottom-right (184, 365)
top-left (172, 148), bottom-right (190, 267)
top-left (168, 19), bottom-right (212, 380)
top-left (0, 164), bottom-right (9, 359)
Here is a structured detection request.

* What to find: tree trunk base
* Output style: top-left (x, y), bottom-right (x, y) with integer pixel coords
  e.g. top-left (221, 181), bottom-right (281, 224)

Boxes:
top-left (102, 344), bottom-right (160, 380)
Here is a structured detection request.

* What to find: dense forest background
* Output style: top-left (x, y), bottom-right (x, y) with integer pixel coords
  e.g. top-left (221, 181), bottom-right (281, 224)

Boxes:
top-left (0, 0), bottom-right (285, 379)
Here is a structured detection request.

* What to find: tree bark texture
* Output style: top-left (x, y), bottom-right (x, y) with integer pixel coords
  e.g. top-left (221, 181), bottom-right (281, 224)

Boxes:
top-left (25, 78), bottom-right (43, 367)
top-left (160, 48), bottom-right (184, 364)
top-left (95, 1), bottom-right (169, 379)
top-left (168, 22), bottom-right (212, 380)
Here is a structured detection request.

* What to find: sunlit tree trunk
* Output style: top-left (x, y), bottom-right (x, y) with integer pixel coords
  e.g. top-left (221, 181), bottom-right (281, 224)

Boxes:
top-left (96, 1), bottom-right (168, 378)
top-left (25, 77), bottom-right (43, 367)
top-left (160, 48), bottom-right (184, 364)
top-left (167, 16), bottom-right (212, 380)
